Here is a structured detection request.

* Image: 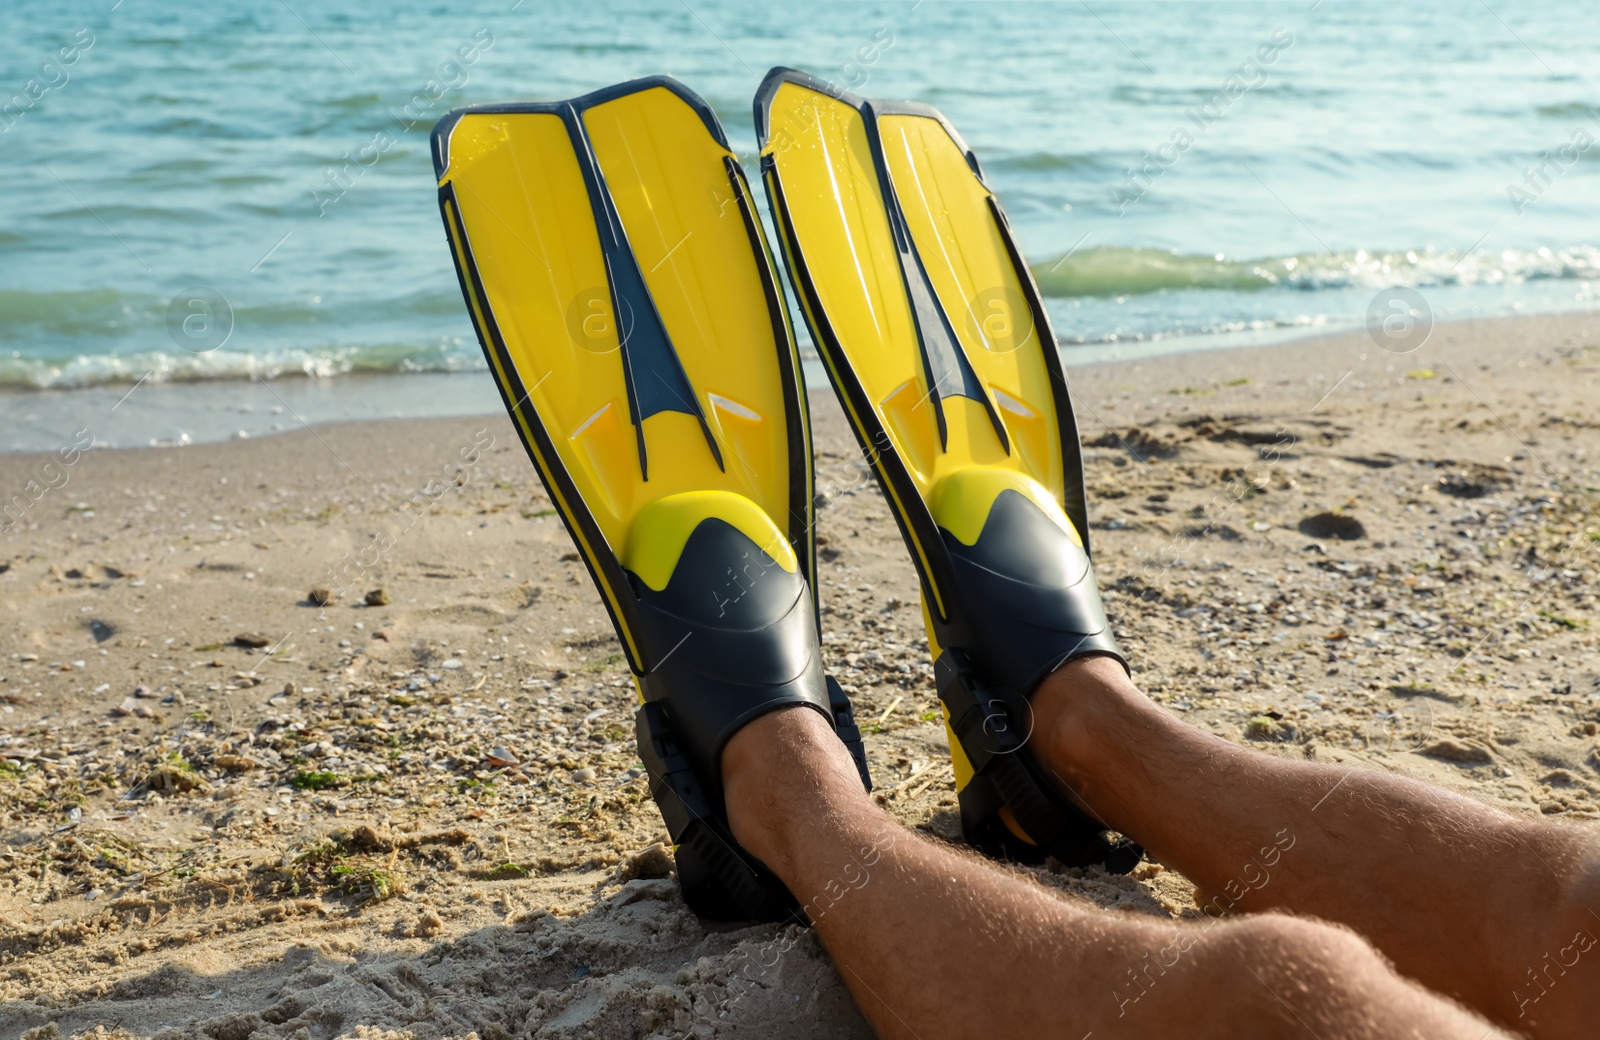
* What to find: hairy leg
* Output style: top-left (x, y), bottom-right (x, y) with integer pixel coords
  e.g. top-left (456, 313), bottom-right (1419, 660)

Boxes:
top-left (1032, 654), bottom-right (1600, 1038)
top-left (720, 705), bottom-right (1501, 1040)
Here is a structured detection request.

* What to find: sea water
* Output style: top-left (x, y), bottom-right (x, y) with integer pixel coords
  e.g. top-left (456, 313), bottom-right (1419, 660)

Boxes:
top-left (1, 0), bottom-right (1596, 448)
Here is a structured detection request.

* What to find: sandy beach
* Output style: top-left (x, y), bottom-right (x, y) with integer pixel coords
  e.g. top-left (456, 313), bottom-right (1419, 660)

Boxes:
top-left (3, 312), bottom-right (1599, 1040)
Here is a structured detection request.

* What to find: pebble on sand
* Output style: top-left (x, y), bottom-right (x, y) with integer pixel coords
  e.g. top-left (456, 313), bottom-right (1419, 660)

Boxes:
top-left (1297, 511), bottom-right (1367, 541)
top-left (1422, 739), bottom-right (1494, 764)
top-left (232, 633), bottom-right (271, 649)
top-left (308, 587), bottom-right (335, 606)
top-left (617, 843), bottom-right (674, 882)
top-left (485, 746), bottom-right (520, 768)
top-left (112, 697), bottom-right (157, 719)
top-left (413, 908), bottom-right (446, 939)
top-left (365, 588), bottom-right (390, 606)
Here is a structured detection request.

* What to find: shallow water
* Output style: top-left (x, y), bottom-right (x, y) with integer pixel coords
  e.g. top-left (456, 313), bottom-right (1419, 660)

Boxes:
top-left (2, 0), bottom-right (1596, 446)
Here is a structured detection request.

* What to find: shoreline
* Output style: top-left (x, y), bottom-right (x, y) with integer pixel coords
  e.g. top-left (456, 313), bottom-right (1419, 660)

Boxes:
top-left (2, 309), bottom-right (1594, 454)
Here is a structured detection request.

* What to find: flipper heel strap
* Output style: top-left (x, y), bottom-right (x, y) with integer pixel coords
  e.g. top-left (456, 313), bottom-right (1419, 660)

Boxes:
top-left (826, 673), bottom-right (873, 793)
top-left (936, 650), bottom-right (1141, 873)
top-left (637, 701), bottom-right (795, 920)
top-left (627, 507), bottom-right (869, 920)
top-left (929, 474), bottom-right (1141, 872)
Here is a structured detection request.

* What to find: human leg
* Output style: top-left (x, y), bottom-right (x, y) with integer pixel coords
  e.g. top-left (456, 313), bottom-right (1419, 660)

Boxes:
top-left (1032, 654), bottom-right (1600, 1037)
top-left (720, 704), bottom-right (1503, 1040)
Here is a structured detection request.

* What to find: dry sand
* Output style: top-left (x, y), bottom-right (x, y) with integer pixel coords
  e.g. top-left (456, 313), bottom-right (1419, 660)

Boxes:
top-left (2, 313), bottom-right (1599, 1039)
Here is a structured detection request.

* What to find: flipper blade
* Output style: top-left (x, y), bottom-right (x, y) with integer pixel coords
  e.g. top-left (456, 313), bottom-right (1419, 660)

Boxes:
top-left (436, 79), bottom-right (812, 671)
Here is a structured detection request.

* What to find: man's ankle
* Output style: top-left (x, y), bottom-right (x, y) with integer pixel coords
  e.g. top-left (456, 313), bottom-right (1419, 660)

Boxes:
top-left (1029, 654), bottom-right (1148, 810)
top-left (720, 704), bottom-right (863, 876)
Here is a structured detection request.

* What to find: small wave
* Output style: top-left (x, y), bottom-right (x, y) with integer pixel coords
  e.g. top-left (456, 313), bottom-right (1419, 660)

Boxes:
top-left (132, 157), bottom-right (218, 175)
top-left (1031, 244), bottom-right (1600, 298)
top-left (136, 116), bottom-right (267, 139)
top-left (0, 341), bottom-right (485, 391)
top-left (985, 151), bottom-right (1106, 173)
top-left (42, 203), bottom-right (212, 224)
top-left (214, 173), bottom-right (280, 187)
top-left (0, 288), bottom-right (467, 340)
top-left (324, 92), bottom-right (385, 111)
top-left (1057, 314), bottom-right (1335, 346)
top-left (1536, 101), bottom-right (1599, 118)
top-left (0, 289), bottom-right (149, 340)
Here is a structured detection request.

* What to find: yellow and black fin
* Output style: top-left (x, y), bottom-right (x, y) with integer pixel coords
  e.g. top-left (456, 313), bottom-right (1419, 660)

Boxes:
top-left (755, 68), bottom-right (1136, 873)
top-left (433, 76), bottom-right (870, 920)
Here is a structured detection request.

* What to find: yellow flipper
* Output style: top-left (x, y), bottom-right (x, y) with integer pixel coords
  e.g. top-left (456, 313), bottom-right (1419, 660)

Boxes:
top-left (754, 68), bottom-right (1089, 629)
top-left (756, 71), bottom-right (1137, 874)
top-left (433, 77), bottom-right (814, 675)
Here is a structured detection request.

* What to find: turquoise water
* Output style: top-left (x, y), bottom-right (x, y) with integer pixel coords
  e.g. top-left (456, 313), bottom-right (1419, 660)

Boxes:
top-left (2, 0), bottom-right (1598, 442)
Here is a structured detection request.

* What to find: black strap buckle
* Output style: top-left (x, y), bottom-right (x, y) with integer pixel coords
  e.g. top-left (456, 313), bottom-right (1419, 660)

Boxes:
top-left (827, 674), bottom-right (873, 793)
top-left (636, 700), bottom-right (798, 921)
top-left (935, 648), bottom-right (1141, 874)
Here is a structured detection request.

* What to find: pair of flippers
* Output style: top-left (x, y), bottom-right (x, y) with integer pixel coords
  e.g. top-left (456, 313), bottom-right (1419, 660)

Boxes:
top-left (431, 70), bottom-right (1137, 922)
